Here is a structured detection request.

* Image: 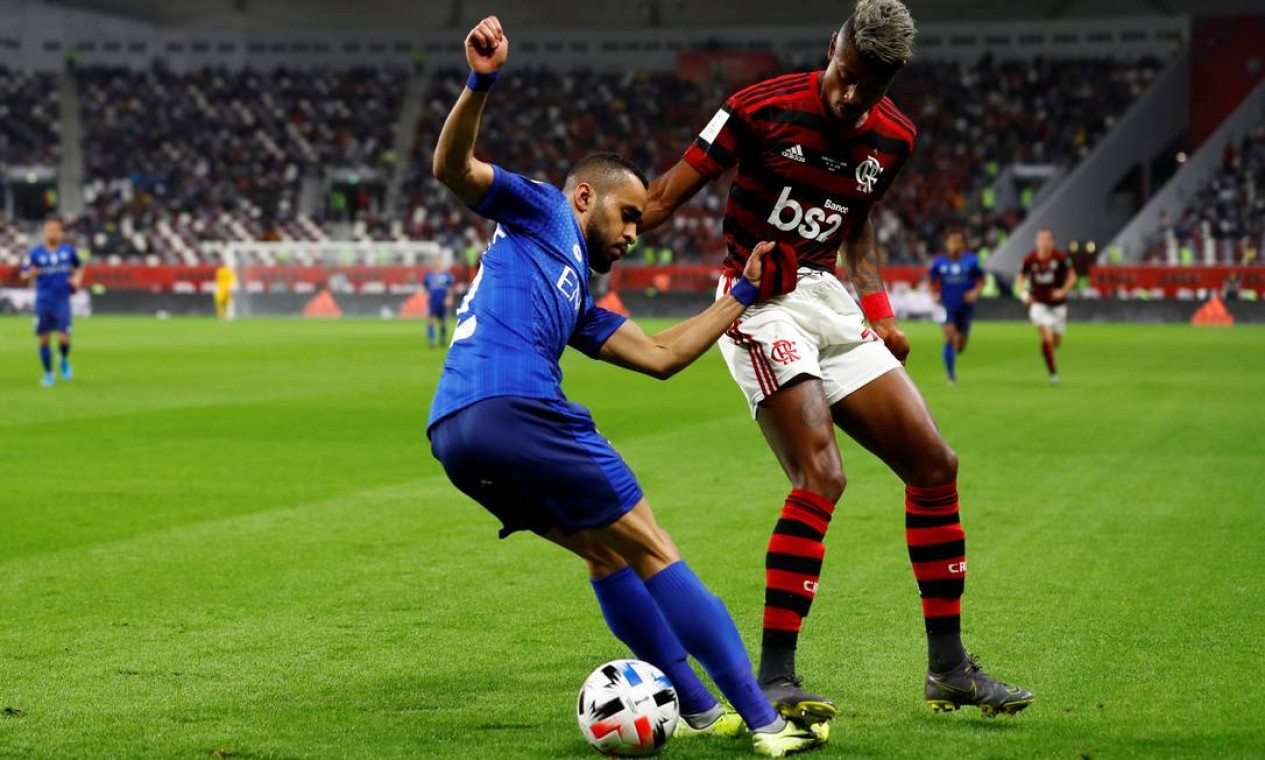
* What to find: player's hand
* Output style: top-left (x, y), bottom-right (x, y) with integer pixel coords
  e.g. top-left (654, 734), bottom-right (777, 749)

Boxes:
top-left (465, 16), bottom-right (508, 74)
top-left (741, 241), bottom-right (773, 289)
top-left (964, 290), bottom-right (979, 304)
top-left (1052, 288), bottom-right (1067, 301)
top-left (870, 317), bottom-right (911, 365)
top-left (1020, 292), bottom-right (1033, 306)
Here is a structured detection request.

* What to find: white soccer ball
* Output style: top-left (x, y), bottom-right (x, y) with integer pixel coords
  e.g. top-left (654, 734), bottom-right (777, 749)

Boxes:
top-left (577, 659), bottom-right (679, 757)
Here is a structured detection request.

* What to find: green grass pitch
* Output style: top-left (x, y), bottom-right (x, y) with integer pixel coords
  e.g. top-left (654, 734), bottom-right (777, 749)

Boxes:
top-left (1, 315), bottom-right (1262, 759)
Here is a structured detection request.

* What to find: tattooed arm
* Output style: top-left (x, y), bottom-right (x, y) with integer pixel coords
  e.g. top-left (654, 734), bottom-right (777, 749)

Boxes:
top-left (840, 210), bottom-right (910, 364)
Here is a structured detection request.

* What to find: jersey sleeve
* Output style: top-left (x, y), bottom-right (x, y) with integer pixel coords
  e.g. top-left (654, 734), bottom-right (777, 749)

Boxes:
top-left (469, 164), bottom-right (565, 234)
top-left (69, 248), bottom-right (82, 268)
top-left (970, 257), bottom-right (985, 281)
top-left (20, 248), bottom-right (37, 273)
top-left (928, 260), bottom-right (942, 283)
top-left (682, 95), bottom-right (751, 181)
top-left (568, 305), bottom-right (628, 359)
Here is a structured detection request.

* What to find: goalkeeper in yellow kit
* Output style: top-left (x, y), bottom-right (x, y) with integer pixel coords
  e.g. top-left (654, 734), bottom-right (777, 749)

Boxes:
top-left (214, 264), bottom-right (237, 320)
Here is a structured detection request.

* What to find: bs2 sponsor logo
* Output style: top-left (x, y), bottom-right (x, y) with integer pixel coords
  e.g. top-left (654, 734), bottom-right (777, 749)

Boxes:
top-left (767, 186), bottom-right (848, 242)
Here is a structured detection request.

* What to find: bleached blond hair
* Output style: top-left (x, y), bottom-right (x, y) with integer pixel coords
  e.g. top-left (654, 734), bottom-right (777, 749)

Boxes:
top-left (846, 0), bottom-right (917, 67)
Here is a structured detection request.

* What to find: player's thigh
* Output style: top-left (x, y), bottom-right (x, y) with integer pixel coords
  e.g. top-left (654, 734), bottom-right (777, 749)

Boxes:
top-left (756, 376), bottom-right (845, 494)
top-left (830, 367), bottom-right (957, 486)
top-left (544, 527), bottom-right (629, 579)
top-left (1052, 305), bottom-right (1068, 336)
top-left (585, 499), bottom-right (682, 580)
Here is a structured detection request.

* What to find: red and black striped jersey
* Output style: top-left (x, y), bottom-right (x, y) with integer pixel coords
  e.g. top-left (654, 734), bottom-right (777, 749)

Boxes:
top-left (683, 70), bottom-right (916, 273)
top-left (1021, 251), bottom-right (1072, 305)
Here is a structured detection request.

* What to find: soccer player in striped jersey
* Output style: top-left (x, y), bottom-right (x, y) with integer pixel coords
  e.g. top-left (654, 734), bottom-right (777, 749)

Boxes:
top-left (1016, 229), bottom-right (1076, 385)
top-left (428, 16), bottom-right (825, 756)
top-left (641, 0), bottom-right (1032, 721)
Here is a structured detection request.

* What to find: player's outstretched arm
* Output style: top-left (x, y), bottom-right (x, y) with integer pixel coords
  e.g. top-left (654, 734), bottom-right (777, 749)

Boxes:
top-left (432, 16), bottom-right (507, 207)
top-left (598, 242), bottom-right (772, 380)
top-left (841, 210), bottom-right (910, 363)
top-left (640, 161), bottom-right (709, 233)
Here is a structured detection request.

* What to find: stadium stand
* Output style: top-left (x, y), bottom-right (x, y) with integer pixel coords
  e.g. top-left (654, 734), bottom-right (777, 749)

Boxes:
top-left (0, 69), bottom-right (60, 168)
top-left (0, 57), bottom-right (1169, 264)
top-left (75, 66), bottom-right (407, 261)
top-left (1142, 123), bottom-right (1264, 265)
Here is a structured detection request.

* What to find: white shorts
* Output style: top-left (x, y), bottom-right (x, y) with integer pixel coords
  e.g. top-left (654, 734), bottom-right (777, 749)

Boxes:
top-left (717, 269), bottom-right (902, 417)
top-left (1028, 303), bottom-right (1068, 335)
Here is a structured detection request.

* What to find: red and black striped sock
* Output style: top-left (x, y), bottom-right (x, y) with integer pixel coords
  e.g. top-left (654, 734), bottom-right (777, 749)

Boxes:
top-left (1041, 340), bottom-right (1057, 374)
top-left (759, 488), bottom-right (834, 681)
top-left (906, 483), bottom-right (968, 672)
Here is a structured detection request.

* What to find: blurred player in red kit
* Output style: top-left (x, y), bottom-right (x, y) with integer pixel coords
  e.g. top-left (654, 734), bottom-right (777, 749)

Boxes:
top-left (640, 0), bottom-right (1033, 722)
top-left (1016, 229), bottom-right (1077, 386)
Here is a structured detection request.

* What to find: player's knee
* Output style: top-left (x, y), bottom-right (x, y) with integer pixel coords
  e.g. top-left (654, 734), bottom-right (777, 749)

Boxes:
top-left (802, 458), bottom-right (845, 503)
top-left (910, 444), bottom-right (958, 487)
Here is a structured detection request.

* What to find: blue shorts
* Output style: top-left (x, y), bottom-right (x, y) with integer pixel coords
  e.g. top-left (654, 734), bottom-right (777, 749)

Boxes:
top-left (428, 297), bottom-right (447, 318)
top-left (942, 304), bottom-right (975, 334)
top-left (34, 301), bottom-right (72, 335)
top-left (429, 395), bottom-right (643, 538)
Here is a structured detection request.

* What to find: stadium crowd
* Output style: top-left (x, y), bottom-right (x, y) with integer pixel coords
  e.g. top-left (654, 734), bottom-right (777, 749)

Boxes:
top-left (0, 70), bottom-right (60, 168)
top-left (74, 65), bottom-right (406, 261)
top-left (1145, 123), bottom-right (1264, 265)
top-left (0, 57), bottom-right (1164, 265)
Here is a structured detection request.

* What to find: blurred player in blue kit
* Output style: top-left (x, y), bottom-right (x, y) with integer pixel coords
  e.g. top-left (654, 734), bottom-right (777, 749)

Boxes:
top-left (927, 229), bottom-right (983, 386)
top-left (422, 260), bottom-right (454, 347)
top-left (425, 15), bottom-right (825, 757)
top-left (21, 217), bottom-right (83, 387)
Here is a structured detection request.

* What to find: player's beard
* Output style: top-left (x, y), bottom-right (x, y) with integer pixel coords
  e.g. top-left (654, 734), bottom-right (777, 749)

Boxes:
top-left (584, 218), bottom-right (621, 274)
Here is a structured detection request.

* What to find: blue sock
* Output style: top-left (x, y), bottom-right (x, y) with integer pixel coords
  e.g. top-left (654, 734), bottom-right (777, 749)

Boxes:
top-left (591, 567), bottom-right (718, 716)
top-left (427, 323), bottom-right (436, 344)
top-left (39, 345), bottom-right (52, 373)
top-left (644, 561), bottom-right (778, 730)
top-left (943, 341), bottom-right (956, 381)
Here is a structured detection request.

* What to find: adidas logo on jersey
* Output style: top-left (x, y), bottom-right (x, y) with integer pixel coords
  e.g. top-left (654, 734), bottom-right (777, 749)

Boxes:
top-left (781, 144), bottom-right (806, 162)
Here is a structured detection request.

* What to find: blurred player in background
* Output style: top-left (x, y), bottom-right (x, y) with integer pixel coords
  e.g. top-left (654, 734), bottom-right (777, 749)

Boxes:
top-left (928, 229), bottom-right (984, 386)
top-left (214, 262), bottom-right (237, 320)
top-left (423, 260), bottom-right (455, 347)
top-left (641, 0), bottom-right (1033, 721)
top-left (1016, 229), bottom-right (1076, 385)
top-left (426, 16), bottom-right (824, 756)
top-left (21, 217), bottom-right (82, 387)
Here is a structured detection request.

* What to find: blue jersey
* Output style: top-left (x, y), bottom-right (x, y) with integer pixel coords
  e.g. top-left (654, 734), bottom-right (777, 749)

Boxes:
top-left (23, 244), bottom-right (81, 307)
top-left (423, 269), bottom-right (455, 302)
top-left (427, 166), bottom-right (627, 430)
top-left (928, 253), bottom-right (984, 310)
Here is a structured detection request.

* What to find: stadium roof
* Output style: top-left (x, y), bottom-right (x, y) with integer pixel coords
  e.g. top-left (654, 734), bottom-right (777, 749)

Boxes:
top-left (44, 0), bottom-right (1265, 29)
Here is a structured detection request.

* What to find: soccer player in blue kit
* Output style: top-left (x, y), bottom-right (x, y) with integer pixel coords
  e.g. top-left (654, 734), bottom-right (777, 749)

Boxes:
top-left (427, 16), bottom-right (825, 757)
top-left (21, 217), bottom-right (83, 387)
top-left (927, 229), bottom-right (983, 386)
top-left (422, 261), bottom-right (454, 347)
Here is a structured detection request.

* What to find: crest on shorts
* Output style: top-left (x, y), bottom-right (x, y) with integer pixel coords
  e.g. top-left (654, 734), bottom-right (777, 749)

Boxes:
top-left (770, 339), bottom-right (800, 365)
top-left (856, 152), bottom-right (884, 194)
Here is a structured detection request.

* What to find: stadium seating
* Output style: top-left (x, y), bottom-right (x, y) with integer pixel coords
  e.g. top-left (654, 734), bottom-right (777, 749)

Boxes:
top-left (76, 66), bottom-right (406, 261)
top-left (0, 69), bottom-right (60, 168)
top-left (0, 58), bottom-right (1162, 264)
top-left (1141, 123), bottom-right (1264, 265)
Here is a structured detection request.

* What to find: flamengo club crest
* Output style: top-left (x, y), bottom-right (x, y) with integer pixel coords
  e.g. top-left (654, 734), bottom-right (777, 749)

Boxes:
top-left (856, 152), bottom-right (883, 194)
top-left (770, 339), bottom-right (800, 365)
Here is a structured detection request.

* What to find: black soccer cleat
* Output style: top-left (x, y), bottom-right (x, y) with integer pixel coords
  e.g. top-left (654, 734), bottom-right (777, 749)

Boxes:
top-left (926, 654), bottom-right (1034, 717)
top-left (759, 675), bottom-right (839, 725)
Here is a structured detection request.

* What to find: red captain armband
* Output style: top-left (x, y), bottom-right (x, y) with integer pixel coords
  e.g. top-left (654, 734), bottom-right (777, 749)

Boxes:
top-left (860, 292), bottom-right (894, 322)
